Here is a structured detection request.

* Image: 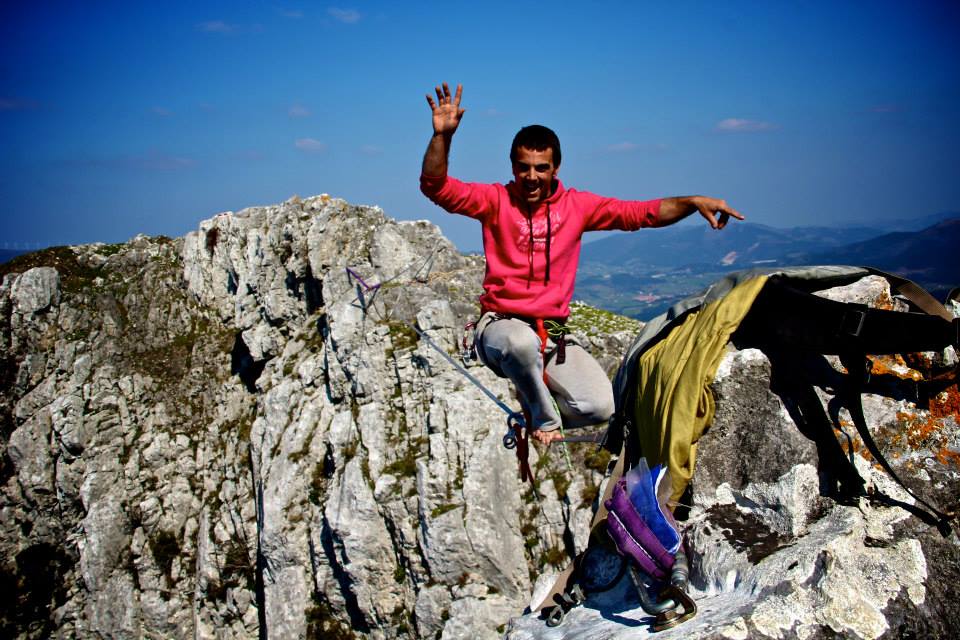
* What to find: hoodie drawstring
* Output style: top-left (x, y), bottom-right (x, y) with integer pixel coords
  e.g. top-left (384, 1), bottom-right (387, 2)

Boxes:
top-left (526, 203), bottom-right (552, 286)
top-left (527, 208), bottom-right (535, 284)
top-left (545, 203), bottom-right (551, 284)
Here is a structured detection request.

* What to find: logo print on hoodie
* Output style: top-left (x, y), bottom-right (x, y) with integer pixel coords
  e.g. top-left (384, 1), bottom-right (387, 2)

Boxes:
top-left (516, 210), bottom-right (563, 252)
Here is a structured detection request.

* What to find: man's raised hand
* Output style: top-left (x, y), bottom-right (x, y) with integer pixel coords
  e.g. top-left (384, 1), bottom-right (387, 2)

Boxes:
top-left (426, 82), bottom-right (465, 136)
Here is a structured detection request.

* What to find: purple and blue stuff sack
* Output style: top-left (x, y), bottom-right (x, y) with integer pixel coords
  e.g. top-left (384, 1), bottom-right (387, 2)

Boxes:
top-left (605, 460), bottom-right (681, 580)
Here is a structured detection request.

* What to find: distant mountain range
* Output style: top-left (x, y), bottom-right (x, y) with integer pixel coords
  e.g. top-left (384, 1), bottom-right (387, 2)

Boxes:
top-left (581, 222), bottom-right (883, 270)
top-left (0, 249), bottom-right (29, 265)
top-left (4, 213), bottom-right (957, 321)
top-left (577, 212), bottom-right (959, 319)
top-left (802, 218), bottom-right (959, 286)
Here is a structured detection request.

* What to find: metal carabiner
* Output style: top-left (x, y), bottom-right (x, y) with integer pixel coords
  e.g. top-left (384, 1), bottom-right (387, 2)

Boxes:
top-left (545, 605), bottom-right (565, 627)
top-left (543, 584), bottom-right (585, 627)
top-left (502, 412), bottom-right (525, 449)
top-left (628, 566), bottom-right (676, 616)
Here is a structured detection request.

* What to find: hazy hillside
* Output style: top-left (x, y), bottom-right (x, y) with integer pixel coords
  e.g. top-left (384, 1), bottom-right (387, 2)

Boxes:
top-left (801, 218), bottom-right (960, 291)
top-left (577, 216), bottom-right (960, 319)
top-left (580, 222), bottom-right (884, 270)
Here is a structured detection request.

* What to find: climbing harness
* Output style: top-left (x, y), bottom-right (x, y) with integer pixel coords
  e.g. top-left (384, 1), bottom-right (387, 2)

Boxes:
top-left (461, 320), bottom-right (478, 362)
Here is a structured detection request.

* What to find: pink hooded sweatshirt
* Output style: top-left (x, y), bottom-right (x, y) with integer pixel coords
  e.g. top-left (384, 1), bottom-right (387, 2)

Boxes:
top-left (421, 173), bottom-right (662, 320)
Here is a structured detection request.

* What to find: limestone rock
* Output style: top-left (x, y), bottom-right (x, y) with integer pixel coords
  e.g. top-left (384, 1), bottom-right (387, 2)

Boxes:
top-left (506, 273), bottom-right (960, 640)
top-left (2, 199), bottom-right (956, 640)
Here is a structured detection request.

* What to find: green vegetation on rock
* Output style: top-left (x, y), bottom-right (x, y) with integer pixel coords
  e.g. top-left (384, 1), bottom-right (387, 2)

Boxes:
top-left (567, 301), bottom-right (643, 336)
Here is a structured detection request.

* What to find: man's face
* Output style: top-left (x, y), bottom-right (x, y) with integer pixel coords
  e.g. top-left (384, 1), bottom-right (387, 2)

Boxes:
top-left (512, 146), bottom-right (558, 205)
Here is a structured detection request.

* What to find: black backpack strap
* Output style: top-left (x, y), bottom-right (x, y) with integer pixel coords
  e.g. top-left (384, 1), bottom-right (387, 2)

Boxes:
top-left (839, 353), bottom-right (955, 536)
top-left (766, 349), bottom-right (867, 501)
top-left (735, 277), bottom-right (958, 356)
top-left (734, 276), bottom-right (957, 536)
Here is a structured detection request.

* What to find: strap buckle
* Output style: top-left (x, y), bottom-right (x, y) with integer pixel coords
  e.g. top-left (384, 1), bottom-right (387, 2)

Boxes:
top-left (840, 306), bottom-right (867, 339)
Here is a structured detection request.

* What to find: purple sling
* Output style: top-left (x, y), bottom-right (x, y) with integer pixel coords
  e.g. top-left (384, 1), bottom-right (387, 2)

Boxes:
top-left (605, 478), bottom-right (675, 580)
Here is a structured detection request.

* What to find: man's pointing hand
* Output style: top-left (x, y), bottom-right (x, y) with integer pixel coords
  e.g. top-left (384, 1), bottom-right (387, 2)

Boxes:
top-left (691, 195), bottom-right (745, 230)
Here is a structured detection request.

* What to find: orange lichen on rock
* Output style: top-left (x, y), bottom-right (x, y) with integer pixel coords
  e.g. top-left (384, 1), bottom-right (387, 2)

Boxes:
top-left (935, 448), bottom-right (960, 467)
top-left (902, 351), bottom-right (938, 374)
top-left (868, 354), bottom-right (922, 381)
top-left (904, 414), bottom-right (943, 450)
top-left (834, 420), bottom-right (870, 459)
top-left (873, 289), bottom-right (896, 311)
top-left (929, 384), bottom-right (960, 421)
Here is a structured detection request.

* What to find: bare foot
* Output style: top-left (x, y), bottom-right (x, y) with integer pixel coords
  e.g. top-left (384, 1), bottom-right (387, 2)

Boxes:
top-left (530, 429), bottom-right (563, 445)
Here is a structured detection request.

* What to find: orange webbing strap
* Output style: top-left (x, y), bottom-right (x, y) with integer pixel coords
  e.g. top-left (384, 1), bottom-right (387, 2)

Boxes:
top-left (533, 446), bottom-right (627, 612)
top-left (535, 318), bottom-right (550, 383)
top-left (512, 319), bottom-right (551, 488)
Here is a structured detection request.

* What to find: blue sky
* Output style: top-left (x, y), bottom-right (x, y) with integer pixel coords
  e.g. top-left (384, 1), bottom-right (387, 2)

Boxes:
top-left (2, 1), bottom-right (959, 253)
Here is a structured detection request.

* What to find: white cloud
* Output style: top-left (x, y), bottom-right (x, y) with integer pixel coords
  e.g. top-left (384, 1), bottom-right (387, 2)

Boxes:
top-left (235, 149), bottom-right (266, 161)
top-left (295, 138), bottom-right (327, 152)
top-left (288, 103), bottom-right (311, 117)
top-left (605, 142), bottom-right (639, 153)
top-left (715, 118), bottom-right (777, 132)
top-left (359, 145), bottom-right (383, 156)
top-left (601, 142), bottom-right (668, 154)
top-left (328, 7), bottom-right (361, 23)
top-left (151, 106), bottom-right (173, 117)
top-left (86, 151), bottom-right (197, 171)
top-left (197, 20), bottom-right (239, 33)
top-left (280, 9), bottom-right (304, 18)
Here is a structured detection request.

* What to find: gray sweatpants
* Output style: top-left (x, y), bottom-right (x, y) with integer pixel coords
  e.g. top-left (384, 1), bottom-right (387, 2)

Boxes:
top-left (475, 313), bottom-right (615, 431)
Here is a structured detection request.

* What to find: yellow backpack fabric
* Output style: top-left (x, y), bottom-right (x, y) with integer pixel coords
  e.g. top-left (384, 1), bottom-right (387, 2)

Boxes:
top-left (633, 276), bottom-right (768, 503)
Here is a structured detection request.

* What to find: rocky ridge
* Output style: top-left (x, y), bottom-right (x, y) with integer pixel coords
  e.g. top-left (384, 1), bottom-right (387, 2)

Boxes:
top-left (0, 195), bottom-right (631, 639)
top-left (1, 194), bottom-right (958, 639)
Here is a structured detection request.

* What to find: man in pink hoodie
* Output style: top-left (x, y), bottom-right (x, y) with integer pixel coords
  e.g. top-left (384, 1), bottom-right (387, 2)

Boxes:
top-left (420, 83), bottom-right (744, 444)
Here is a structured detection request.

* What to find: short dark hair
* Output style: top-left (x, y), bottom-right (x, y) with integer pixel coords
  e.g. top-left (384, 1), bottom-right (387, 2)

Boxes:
top-left (510, 125), bottom-right (561, 167)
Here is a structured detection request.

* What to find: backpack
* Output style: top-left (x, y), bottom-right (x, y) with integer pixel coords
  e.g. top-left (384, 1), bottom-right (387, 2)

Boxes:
top-left (535, 266), bottom-right (958, 627)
